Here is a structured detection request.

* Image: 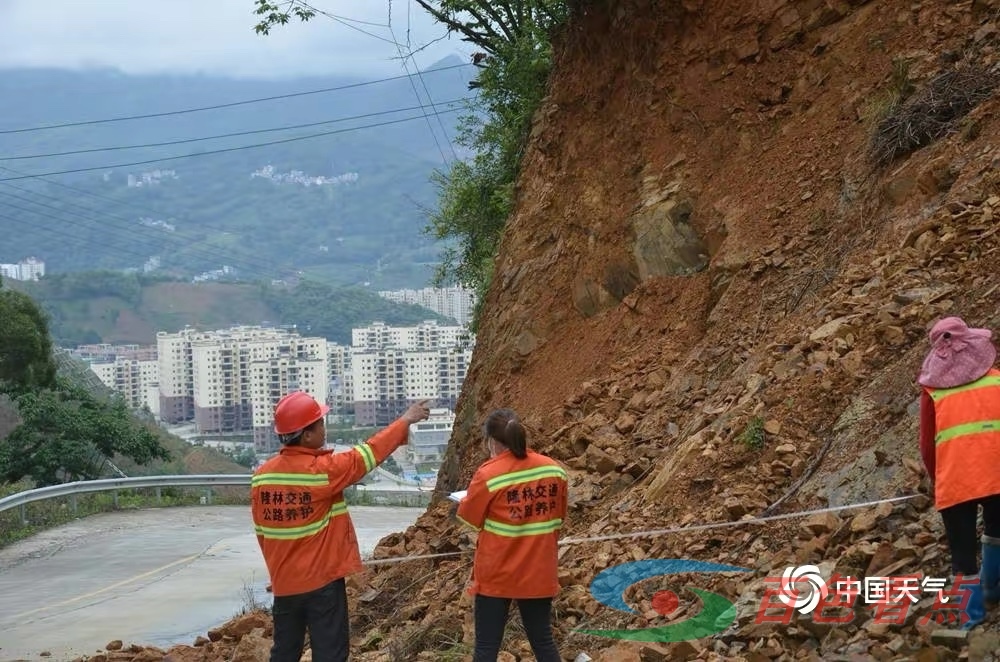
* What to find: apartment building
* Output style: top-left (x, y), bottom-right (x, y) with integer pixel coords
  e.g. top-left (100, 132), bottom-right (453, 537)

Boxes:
top-left (0, 257), bottom-right (46, 282)
top-left (376, 287), bottom-right (476, 326)
top-left (327, 342), bottom-right (354, 414)
top-left (351, 342), bottom-right (473, 427)
top-left (73, 344), bottom-right (159, 414)
top-left (156, 326), bottom-right (328, 452)
top-left (351, 320), bottom-right (470, 352)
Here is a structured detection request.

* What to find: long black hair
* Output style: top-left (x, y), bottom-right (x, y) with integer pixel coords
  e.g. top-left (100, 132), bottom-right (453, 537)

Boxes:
top-left (483, 408), bottom-right (528, 459)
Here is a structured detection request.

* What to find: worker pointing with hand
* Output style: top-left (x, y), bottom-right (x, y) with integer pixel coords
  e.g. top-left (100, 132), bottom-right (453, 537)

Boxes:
top-left (251, 391), bottom-right (430, 662)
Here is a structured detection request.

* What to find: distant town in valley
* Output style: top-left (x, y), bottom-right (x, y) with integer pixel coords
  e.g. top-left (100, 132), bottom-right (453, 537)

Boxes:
top-left (65, 286), bottom-right (477, 485)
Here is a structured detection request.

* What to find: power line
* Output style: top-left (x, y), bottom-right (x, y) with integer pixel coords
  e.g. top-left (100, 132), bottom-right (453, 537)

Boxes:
top-left (1, 98), bottom-right (473, 161)
top-left (0, 63), bottom-right (472, 135)
top-left (0, 186), bottom-right (282, 277)
top-left (0, 108), bottom-right (464, 182)
top-left (0, 207), bottom-right (177, 268)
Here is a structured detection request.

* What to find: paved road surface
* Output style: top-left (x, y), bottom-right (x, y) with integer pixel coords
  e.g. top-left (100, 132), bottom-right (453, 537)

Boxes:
top-left (0, 506), bottom-right (422, 661)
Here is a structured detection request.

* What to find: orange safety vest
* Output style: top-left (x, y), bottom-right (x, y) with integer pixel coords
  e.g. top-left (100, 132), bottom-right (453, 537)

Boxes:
top-left (456, 449), bottom-right (569, 599)
top-left (250, 418), bottom-right (409, 596)
top-left (926, 368), bottom-right (1000, 511)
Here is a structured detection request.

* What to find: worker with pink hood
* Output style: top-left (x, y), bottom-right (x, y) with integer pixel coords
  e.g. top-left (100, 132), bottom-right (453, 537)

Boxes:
top-left (918, 316), bottom-right (1000, 629)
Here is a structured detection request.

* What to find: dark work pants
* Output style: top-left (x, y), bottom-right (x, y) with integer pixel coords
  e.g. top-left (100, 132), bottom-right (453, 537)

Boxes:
top-left (940, 495), bottom-right (1000, 576)
top-left (270, 578), bottom-right (349, 662)
top-left (473, 594), bottom-right (561, 662)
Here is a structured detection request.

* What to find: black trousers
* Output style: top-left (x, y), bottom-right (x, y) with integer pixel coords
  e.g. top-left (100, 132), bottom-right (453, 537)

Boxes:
top-left (270, 578), bottom-right (349, 662)
top-left (940, 495), bottom-right (1000, 576)
top-left (473, 594), bottom-right (561, 662)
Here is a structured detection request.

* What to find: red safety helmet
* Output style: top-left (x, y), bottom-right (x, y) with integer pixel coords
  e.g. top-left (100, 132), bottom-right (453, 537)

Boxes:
top-left (273, 391), bottom-right (330, 435)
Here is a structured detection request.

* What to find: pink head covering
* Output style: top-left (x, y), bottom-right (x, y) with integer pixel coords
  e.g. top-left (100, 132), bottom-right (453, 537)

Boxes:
top-left (917, 316), bottom-right (997, 389)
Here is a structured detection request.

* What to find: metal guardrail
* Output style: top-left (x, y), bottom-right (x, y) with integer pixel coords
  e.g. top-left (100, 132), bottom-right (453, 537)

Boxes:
top-left (0, 474), bottom-right (251, 522)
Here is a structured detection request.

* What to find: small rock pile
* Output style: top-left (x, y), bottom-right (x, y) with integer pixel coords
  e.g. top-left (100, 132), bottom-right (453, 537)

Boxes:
top-left (67, 612), bottom-right (289, 662)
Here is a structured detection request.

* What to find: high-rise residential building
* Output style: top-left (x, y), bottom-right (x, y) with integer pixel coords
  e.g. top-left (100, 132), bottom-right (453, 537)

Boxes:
top-left (72, 344), bottom-right (159, 414)
top-left (348, 322), bottom-right (473, 427)
top-left (326, 342), bottom-right (354, 414)
top-left (375, 287), bottom-right (476, 326)
top-left (351, 320), bottom-right (471, 352)
top-left (156, 326), bottom-right (328, 452)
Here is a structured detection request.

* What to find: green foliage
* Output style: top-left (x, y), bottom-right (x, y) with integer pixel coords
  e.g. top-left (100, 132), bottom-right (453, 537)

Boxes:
top-left (0, 284), bottom-right (171, 487)
top-left (252, 0), bottom-right (316, 35)
top-left (0, 378), bottom-right (171, 486)
top-left (740, 416), bottom-right (766, 451)
top-left (0, 280), bottom-right (57, 392)
top-left (224, 444), bottom-right (258, 468)
top-left (420, 2), bottom-right (567, 329)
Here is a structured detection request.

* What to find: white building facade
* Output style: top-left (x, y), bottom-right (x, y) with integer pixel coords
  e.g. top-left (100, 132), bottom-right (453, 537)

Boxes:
top-left (350, 321), bottom-right (473, 427)
top-left (375, 287), bottom-right (476, 326)
top-left (73, 344), bottom-right (160, 414)
top-left (156, 326), bottom-right (328, 452)
top-left (0, 257), bottom-right (45, 281)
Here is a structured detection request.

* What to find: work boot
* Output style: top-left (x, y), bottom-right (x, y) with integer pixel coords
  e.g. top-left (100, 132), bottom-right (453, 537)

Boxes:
top-left (958, 575), bottom-right (986, 630)
top-left (982, 534), bottom-right (1000, 607)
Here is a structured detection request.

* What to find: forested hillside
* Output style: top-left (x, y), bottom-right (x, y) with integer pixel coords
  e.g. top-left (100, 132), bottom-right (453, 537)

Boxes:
top-left (0, 58), bottom-right (476, 288)
top-left (8, 272), bottom-right (449, 346)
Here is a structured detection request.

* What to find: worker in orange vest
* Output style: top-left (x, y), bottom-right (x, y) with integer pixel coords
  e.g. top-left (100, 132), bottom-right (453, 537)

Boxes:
top-left (251, 391), bottom-right (430, 662)
top-left (918, 316), bottom-right (1000, 630)
top-left (456, 408), bottom-right (569, 662)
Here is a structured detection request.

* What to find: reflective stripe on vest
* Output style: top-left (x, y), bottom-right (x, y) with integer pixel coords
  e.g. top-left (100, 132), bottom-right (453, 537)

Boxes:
top-left (251, 472), bottom-right (330, 488)
top-left (254, 500), bottom-right (348, 540)
top-left (931, 372), bottom-right (1000, 445)
top-left (483, 517), bottom-right (563, 538)
top-left (486, 465), bottom-right (568, 493)
top-left (354, 443), bottom-right (376, 472)
top-left (929, 375), bottom-right (1000, 403)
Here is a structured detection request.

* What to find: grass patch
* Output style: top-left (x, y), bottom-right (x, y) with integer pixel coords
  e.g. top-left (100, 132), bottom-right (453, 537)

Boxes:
top-left (740, 416), bottom-right (766, 451)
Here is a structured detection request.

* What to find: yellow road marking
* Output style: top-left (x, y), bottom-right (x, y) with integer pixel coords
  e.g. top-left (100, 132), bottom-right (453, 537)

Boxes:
top-left (8, 553), bottom-right (200, 620)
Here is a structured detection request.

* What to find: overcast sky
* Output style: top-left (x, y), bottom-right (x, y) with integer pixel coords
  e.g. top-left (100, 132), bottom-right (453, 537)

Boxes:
top-left (0, 0), bottom-right (468, 79)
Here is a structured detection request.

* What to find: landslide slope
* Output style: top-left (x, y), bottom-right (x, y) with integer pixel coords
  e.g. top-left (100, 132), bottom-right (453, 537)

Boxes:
top-left (83, 1), bottom-right (1000, 660)
top-left (353, 0), bottom-right (1000, 659)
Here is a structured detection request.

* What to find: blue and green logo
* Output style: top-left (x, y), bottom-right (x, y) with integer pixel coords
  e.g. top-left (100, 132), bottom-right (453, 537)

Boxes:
top-left (577, 559), bottom-right (750, 642)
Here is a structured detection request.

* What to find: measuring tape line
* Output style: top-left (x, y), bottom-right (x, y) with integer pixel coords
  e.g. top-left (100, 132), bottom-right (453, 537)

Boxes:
top-left (359, 493), bottom-right (922, 566)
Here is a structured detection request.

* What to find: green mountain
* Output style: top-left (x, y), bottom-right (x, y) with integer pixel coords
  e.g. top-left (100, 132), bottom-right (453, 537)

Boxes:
top-left (0, 58), bottom-right (477, 288)
top-left (7, 271), bottom-right (450, 347)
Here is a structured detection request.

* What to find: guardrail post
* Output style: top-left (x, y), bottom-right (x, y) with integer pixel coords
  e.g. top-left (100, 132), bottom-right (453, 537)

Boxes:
top-left (19, 503), bottom-right (26, 525)
top-left (205, 489), bottom-right (213, 505)
top-left (156, 487), bottom-right (162, 505)
top-left (70, 494), bottom-right (77, 515)
top-left (113, 490), bottom-right (119, 508)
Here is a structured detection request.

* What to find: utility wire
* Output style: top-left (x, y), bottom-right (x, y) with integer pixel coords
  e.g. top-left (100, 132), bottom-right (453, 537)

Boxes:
top-left (391, 24), bottom-right (459, 162)
top-left (0, 165), bottom-right (300, 272)
top-left (0, 187), bottom-right (283, 277)
top-left (0, 63), bottom-right (471, 135)
top-left (0, 207), bottom-right (178, 268)
top-left (1, 98), bottom-right (473, 161)
top-left (0, 108), bottom-right (463, 182)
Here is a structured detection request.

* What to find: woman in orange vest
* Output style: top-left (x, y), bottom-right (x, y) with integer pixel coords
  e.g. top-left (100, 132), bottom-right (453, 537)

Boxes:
top-left (456, 408), bottom-right (569, 662)
top-left (918, 316), bottom-right (1000, 629)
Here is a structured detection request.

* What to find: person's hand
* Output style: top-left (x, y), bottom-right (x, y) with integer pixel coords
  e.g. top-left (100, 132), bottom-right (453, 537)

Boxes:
top-left (402, 400), bottom-right (431, 424)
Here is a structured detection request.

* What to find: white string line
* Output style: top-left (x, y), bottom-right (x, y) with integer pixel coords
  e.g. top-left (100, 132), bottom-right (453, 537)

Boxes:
top-left (359, 493), bottom-right (922, 567)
